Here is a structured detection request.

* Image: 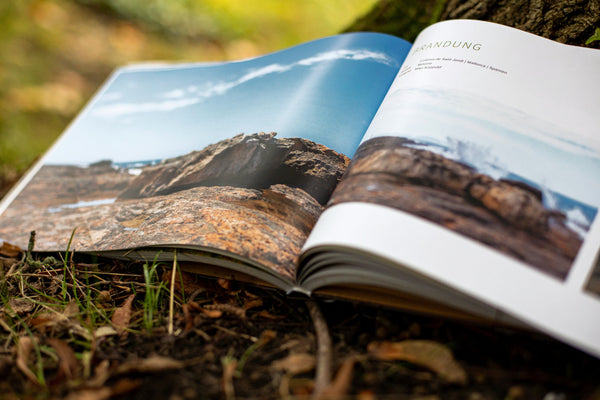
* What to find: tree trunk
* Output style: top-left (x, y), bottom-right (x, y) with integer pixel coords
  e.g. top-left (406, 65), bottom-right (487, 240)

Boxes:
top-left (441, 0), bottom-right (600, 46)
top-left (347, 0), bottom-right (600, 48)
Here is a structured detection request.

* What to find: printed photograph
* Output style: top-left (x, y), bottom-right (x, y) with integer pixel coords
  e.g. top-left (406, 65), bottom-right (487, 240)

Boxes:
top-left (330, 87), bottom-right (600, 279)
top-left (0, 33), bottom-right (410, 279)
top-left (586, 251), bottom-right (600, 297)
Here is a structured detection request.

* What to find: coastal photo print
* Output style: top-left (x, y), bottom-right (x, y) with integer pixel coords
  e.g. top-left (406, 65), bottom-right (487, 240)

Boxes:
top-left (586, 250), bottom-right (600, 297)
top-left (0, 33), bottom-right (410, 279)
top-left (329, 86), bottom-right (600, 280)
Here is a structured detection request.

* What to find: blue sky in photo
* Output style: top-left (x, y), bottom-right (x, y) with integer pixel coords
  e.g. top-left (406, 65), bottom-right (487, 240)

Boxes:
top-left (45, 32), bottom-right (411, 165)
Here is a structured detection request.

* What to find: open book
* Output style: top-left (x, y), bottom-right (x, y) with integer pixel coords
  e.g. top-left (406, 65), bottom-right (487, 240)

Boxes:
top-left (2, 20), bottom-right (600, 358)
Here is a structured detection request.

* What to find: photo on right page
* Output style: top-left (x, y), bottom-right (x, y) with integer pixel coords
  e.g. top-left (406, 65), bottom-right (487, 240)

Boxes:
top-left (328, 86), bottom-right (600, 280)
top-left (586, 251), bottom-right (600, 297)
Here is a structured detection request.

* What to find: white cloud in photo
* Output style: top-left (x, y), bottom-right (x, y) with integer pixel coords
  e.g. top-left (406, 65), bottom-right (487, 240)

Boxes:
top-left (93, 97), bottom-right (201, 117)
top-left (298, 49), bottom-right (396, 66)
top-left (163, 88), bottom-right (186, 98)
top-left (91, 49), bottom-right (396, 118)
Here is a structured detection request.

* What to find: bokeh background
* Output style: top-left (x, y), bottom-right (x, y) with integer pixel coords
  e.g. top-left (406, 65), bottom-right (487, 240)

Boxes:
top-left (0, 0), bottom-right (382, 196)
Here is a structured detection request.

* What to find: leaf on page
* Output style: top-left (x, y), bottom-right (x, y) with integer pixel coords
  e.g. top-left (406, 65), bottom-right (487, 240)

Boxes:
top-left (367, 340), bottom-right (467, 384)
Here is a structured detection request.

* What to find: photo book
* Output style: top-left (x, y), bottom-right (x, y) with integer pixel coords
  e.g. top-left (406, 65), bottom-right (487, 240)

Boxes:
top-left (1, 20), bottom-right (600, 358)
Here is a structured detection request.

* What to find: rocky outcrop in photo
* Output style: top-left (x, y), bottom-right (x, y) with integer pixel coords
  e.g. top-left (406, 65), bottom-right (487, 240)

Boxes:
top-left (118, 132), bottom-right (350, 205)
top-left (0, 133), bottom-right (349, 280)
top-left (10, 161), bottom-right (134, 210)
top-left (328, 136), bottom-right (582, 279)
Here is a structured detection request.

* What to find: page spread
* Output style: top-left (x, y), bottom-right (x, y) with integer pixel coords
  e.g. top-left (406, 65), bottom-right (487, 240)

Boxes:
top-left (302, 20), bottom-right (600, 357)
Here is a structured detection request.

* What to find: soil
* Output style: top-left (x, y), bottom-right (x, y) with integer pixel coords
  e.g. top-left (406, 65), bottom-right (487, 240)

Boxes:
top-left (1, 250), bottom-right (600, 400)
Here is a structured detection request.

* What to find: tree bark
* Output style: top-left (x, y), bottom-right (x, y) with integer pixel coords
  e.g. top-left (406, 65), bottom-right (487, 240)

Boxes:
top-left (441, 0), bottom-right (600, 46)
top-left (347, 0), bottom-right (600, 48)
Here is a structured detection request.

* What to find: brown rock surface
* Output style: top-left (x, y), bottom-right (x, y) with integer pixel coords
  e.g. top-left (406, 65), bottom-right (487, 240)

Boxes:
top-left (329, 136), bottom-right (582, 279)
top-left (0, 184), bottom-right (323, 281)
top-left (10, 162), bottom-right (135, 210)
top-left (350, 141), bottom-right (474, 195)
top-left (0, 133), bottom-right (349, 281)
top-left (467, 175), bottom-right (549, 234)
top-left (118, 132), bottom-right (350, 205)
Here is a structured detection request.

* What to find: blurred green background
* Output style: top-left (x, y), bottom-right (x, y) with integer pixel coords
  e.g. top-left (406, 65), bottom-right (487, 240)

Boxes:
top-left (0, 0), bottom-right (380, 196)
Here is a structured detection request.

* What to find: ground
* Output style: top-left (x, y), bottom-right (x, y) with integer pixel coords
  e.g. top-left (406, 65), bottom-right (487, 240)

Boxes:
top-left (1, 247), bottom-right (599, 400)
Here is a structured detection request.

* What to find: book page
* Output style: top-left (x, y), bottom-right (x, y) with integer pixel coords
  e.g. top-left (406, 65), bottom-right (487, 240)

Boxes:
top-left (303, 20), bottom-right (600, 356)
top-left (0, 32), bottom-right (411, 290)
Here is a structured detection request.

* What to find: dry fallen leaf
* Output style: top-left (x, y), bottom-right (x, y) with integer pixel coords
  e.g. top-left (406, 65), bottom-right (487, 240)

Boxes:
top-left (85, 359), bottom-right (111, 388)
top-left (107, 378), bottom-right (144, 397)
top-left (94, 326), bottom-right (118, 339)
top-left (243, 290), bottom-right (260, 298)
top-left (271, 353), bottom-right (316, 376)
top-left (317, 356), bottom-right (357, 400)
top-left (357, 389), bottom-right (377, 400)
top-left (217, 278), bottom-right (232, 290)
top-left (96, 290), bottom-right (112, 305)
top-left (65, 387), bottom-right (112, 400)
top-left (257, 310), bottom-right (285, 320)
top-left (258, 329), bottom-right (277, 346)
top-left (163, 270), bottom-right (211, 296)
top-left (16, 336), bottom-right (39, 385)
top-left (7, 298), bottom-right (35, 316)
top-left (29, 315), bottom-right (55, 329)
top-left (182, 303), bottom-right (194, 332)
top-left (48, 338), bottom-right (79, 381)
top-left (114, 355), bottom-right (184, 375)
top-left (0, 241), bottom-right (22, 257)
top-left (111, 294), bottom-right (134, 333)
top-left (242, 297), bottom-right (263, 311)
top-left (201, 308), bottom-right (223, 318)
top-left (222, 358), bottom-right (237, 400)
top-left (30, 302), bottom-right (92, 341)
top-left (368, 340), bottom-right (467, 384)
top-left (204, 303), bottom-right (246, 319)
top-left (64, 299), bottom-right (80, 318)
top-left (65, 378), bottom-right (142, 400)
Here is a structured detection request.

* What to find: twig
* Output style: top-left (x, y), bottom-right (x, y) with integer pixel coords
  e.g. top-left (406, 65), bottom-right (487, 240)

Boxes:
top-left (307, 300), bottom-right (332, 398)
top-left (27, 230), bottom-right (35, 254)
top-left (204, 304), bottom-right (247, 319)
top-left (221, 355), bottom-right (237, 400)
top-left (214, 325), bottom-right (258, 342)
top-left (5, 261), bottom-right (21, 280)
top-left (168, 251), bottom-right (177, 335)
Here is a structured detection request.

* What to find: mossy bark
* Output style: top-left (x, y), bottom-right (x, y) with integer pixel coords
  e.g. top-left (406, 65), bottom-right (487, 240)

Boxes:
top-left (441, 0), bottom-right (600, 46)
top-left (347, 0), bottom-right (600, 48)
